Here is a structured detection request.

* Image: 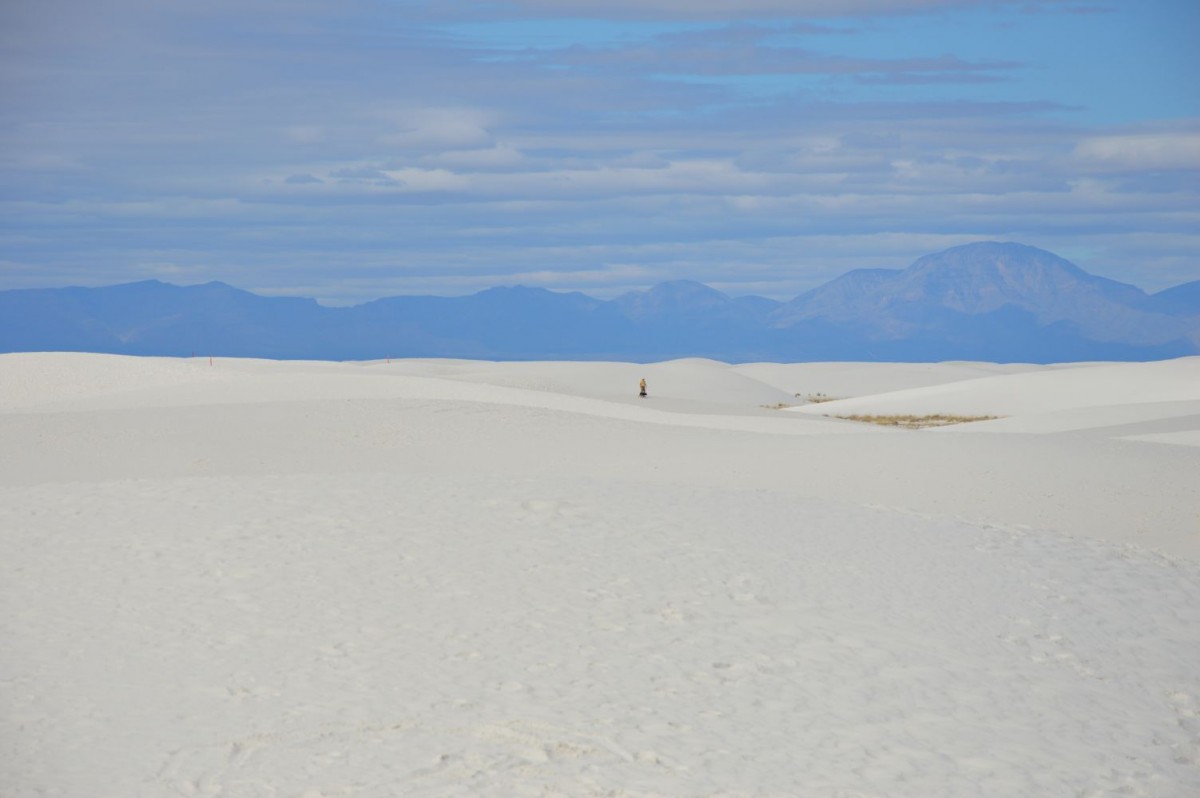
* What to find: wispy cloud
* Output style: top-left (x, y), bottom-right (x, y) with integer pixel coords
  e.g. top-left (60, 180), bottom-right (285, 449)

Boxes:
top-left (533, 26), bottom-right (1020, 83)
top-left (0, 0), bottom-right (1195, 302)
top-left (1072, 131), bottom-right (1200, 172)
top-left (423, 1), bottom-right (1022, 21)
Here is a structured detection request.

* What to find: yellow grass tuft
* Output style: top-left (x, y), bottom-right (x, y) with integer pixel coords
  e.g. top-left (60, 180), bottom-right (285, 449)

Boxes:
top-left (796, 392), bottom-right (842, 404)
top-left (834, 414), bottom-right (999, 429)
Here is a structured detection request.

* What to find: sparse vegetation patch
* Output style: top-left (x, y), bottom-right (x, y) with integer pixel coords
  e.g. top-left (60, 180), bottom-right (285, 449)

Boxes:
top-left (797, 392), bottom-right (842, 404)
top-left (835, 414), bottom-right (999, 429)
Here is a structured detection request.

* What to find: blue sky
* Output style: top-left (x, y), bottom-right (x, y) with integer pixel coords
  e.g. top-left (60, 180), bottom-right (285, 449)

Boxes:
top-left (1, 0), bottom-right (1197, 304)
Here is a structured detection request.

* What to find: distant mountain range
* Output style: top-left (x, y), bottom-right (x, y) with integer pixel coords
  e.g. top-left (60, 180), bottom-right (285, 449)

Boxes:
top-left (2, 242), bottom-right (1197, 362)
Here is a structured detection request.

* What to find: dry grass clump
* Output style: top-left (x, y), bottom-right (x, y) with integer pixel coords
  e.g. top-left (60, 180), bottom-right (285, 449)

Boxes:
top-left (835, 414), bottom-right (999, 429)
top-left (762, 402), bottom-right (795, 410)
top-left (797, 392), bottom-right (841, 404)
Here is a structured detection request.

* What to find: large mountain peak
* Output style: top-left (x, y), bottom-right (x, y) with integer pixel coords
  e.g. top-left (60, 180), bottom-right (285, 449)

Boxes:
top-left (903, 242), bottom-right (1086, 299)
top-left (909, 241), bottom-right (1078, 271)
top-left (615, 280), bottom-right (735, 319)
top-left (893, 241), bottom-right (1149, 323)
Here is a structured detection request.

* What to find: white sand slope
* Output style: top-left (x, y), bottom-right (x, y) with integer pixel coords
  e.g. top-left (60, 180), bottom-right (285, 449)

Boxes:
top-left (787, 357), bottom-right (1200, 440)
top-left (733, 360), bottom-right (1051, 398)
top-left (1, 353), bottom-right (1198, 797)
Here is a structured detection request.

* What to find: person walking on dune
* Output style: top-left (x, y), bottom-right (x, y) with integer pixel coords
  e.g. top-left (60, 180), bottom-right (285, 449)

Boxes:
top-left (639, 378), bottom-right (647, 398)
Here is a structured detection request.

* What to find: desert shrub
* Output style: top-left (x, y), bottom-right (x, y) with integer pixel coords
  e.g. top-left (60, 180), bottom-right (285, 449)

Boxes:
top-left (834, 414), bottom-right (998, 429)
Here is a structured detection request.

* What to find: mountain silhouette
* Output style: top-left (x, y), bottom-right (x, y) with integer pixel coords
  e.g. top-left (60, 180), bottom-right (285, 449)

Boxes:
top-left (1151, 280), bottom-right (1200, 317)
top-left (2, 243), bottom-right (1196, 362)
top-left (770, 242), bottom-right (1197, 359)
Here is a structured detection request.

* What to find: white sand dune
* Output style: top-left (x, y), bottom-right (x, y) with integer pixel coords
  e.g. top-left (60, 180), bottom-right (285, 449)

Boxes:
top-left (733, 360), bottom-right (1053, 399)
top-left (2, 353), bottom-right (1198, 797)
top-left (390, 357), bottom-right (800, 409)
top-left (787, 356), bottom-right (1200, 423)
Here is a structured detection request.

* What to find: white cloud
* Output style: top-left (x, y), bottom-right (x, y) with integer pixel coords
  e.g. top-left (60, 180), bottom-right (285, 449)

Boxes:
top-left (285, 126), bottom-right (325, 144)
top-left (421, 144), bottom-right (527, 170)
top-left (1073, 132), bottom-right (1200, 172)
top-left (377, 108), bottom-right (497, 152)
top-left (381, 167), bottom-right (471, 192)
